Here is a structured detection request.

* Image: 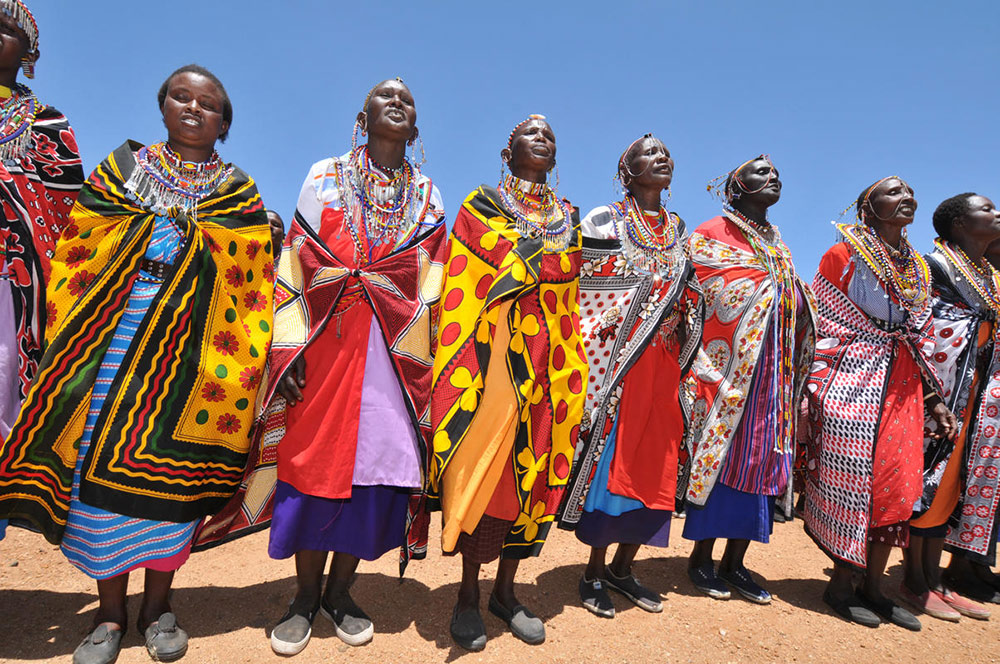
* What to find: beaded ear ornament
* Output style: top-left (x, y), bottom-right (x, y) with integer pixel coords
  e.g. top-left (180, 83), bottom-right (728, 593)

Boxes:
top-left (706, 154), bottom-right (773, 203)
top-left (0, 1), bottom-right (38, 79)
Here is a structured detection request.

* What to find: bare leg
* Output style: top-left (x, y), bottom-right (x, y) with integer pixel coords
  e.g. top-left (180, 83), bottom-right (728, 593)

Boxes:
top-left (290, 550), bottom-right (328, 614)
top-left (323, 552), bottom-right (361, 602)
top-left (608, 543), bottom-right (641, 578)
top-left (827, 563), bottom-right (855, 602)
top-left (585, 546), bottom-right (608, 580)
top-left (902, 534), bottom-right (929, 595)
top-left (860, 541), bottom-right (892, 603)
top-left (492, 558), bottom-right (522, 610)
top-left (688, 538), bottom-right (716, 569)
top-left (94, 573), bottom-right (129, 628)
top-left (922, 537), bottom-right (946, 593)
top-left (719, 539), bottom-right (750, 574)
top-left (456, 555), bottom-right (481, 611)
top-left (139, 569), bottom-right (175, 629)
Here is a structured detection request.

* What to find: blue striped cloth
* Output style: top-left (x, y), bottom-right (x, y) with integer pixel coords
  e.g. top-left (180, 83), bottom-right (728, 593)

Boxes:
top-left (61, 216), bottom-right (199, 580)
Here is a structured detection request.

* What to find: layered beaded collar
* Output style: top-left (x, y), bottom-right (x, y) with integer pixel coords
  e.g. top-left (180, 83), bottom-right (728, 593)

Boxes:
top-left (0, 83), bottom-right (38, 163)
top-left (497, 172), bottom-right (573, 251)
top-left (124, 141), bottom-right (232, 218)
top-left (838, 222), bottom-right (930, 311)
top-left (609, 197), bottom-right (684, 276)
top-left (934, 238), bottom-right (1000, 317)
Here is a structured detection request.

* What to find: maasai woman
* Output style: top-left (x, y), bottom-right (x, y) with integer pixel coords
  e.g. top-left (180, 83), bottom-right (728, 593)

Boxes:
top-left (684, 155), bottom-right (815, 605)
top-left (804, 177), bottom-right (957, 631)
top-left (429, 115), bottom-right (586, 650)
top-left (558, 134), bottom-right (701, 618)
top-left (0, 65), bottom-right (273, 664)
top-left (198, 79), bottom-right (447, 656)
top-left (902, 193), bottom-right (1000, 620)
top-left (0, 0), bottom-right (82, 440)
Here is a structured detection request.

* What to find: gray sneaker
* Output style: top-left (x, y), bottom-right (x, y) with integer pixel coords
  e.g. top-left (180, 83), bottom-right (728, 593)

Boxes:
top-left (73, 623), bottom-right (124, 664)
top-left (270, 603), bottom-right (320, 656)
top-left (320, 594), bottom-right (374, 646)
top-left (488, 594), bottom-right (545, 645)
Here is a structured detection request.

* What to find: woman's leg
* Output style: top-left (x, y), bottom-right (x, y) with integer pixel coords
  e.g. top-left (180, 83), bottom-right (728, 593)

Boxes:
top-left (585, 546), bottom-right (608, 580)
top-left (139, 569), bottom-right (175, 628)
top-left (94, 573), bottom-right (129, 628)
top-left (826, 563), bottom-right (855, 602)
top-left (290, 550), bottom-right (328, 613)
top-left (323, 552), bottom-right (360, 602)
top-left (902, 534), bottom-right (929, 595)
top-left (607, 543), bottom-right (640, 578)
top-left (718, 539), bottom-right (750, 574)
top-left (688, 538), bottom-right (716, 568)
top-left (860, 541), bottom-right (892, 602)
top-left (492, 558), bottom-right (521, 609)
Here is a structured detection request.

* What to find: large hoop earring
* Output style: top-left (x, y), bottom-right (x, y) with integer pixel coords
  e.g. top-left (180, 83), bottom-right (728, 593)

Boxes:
top-left (410, 132), bottom-right (426, 167)
top-left (351, 119), bottom-right (363, 152)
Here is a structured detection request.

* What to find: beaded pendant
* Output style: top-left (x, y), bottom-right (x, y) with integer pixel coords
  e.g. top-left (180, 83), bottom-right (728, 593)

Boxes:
top-left (124, 141), bottom-right (232, 217)
top-left (497, 173), bottom-right (572, 251)
top-left (0, 84), bottom-right (38, 163)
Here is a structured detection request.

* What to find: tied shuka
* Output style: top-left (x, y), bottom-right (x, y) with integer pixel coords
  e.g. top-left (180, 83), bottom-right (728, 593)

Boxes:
top-left (803, 225), bottom-right (941, 568)
top-left (0, 104), bottom-right (83, 400)
top-left (559, 221), bottom-right (702, 527)
top-left (920, 242), bottom-right (1000, 560)
top-left (428, 186), bottom-right (587, 559)
top-left (684, 214), bottom-right (816, 508)
top-left (0, 141), bottom-right (273, 543)
top-left (194, 173), bottom-right (447, 559)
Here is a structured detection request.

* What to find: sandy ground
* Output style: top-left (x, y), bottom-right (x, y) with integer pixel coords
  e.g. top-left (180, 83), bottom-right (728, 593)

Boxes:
top-left (1, 516), bottom-right (998, 664)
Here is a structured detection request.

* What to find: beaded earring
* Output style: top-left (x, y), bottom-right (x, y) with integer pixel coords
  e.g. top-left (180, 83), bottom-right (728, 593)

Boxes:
top-left (21, 53), bottom-right (34, 79)
top-left (552, 162), bottom-right (560, 192)
top-left (409, 132), bottom-right (426, 167)
top-left (351, 119), bottom-right (362, 152)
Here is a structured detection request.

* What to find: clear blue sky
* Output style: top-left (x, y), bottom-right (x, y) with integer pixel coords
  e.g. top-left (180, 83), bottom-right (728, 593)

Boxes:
top-left (35, 0), bottom-right (999, 276)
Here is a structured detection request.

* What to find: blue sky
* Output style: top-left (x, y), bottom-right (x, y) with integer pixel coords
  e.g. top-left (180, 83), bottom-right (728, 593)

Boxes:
top-left (35, 1), bottom-right (999, 276)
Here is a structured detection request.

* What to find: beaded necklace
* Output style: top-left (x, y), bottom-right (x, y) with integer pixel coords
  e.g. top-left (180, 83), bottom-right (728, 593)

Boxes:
top-left (333, 146), bottom-right (420, 264)
top-left (0, 83), bottom-right (39, 162)
top-left (838, 223), bottom-right (929, 311)
top-left (124, 141), bottom-right (231, 217)
top-left (610, 197), bottom-right (683, 276)
top-left (497, 172), bottom-right (573, 251)
top-left (723, 205), bottom-right (799, 453)
top-left (934, 238), bottom-right (1000, 316)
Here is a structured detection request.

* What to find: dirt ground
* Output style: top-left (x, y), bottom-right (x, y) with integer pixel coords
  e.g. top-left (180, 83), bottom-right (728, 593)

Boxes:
top-left (1, 516), bottom-right (998, 664)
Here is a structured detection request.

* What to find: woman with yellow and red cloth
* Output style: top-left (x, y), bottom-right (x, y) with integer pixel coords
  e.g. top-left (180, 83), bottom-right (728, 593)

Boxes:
top-left (429, 115), bottom-right (586, 650)
top-left (803, 176), bottom-right (957, 631)
top-left (558, 134), bottom-right (702, 618)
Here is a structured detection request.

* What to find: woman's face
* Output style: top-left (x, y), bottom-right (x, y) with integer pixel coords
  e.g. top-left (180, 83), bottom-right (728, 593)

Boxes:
top-left (0, 11), bottom-right (28, 72)
top-left (955, 195), bottom-right (1000, 246)
top-left (733, 157), bottom-right (781, 205)
top-left (505, 119), bottom-right (556, 177)
top-left (161, 71), bottom-right (229, 158)
top-left (362, 79), bottom-right (416, 143)
top-left (865, 177), bottom-right (916, 226)
top-left (624, 137), bottom-right (673, 194)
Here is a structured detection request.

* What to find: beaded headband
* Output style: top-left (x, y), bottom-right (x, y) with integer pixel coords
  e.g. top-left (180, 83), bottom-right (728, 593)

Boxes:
top-left (706, 154), bottom-right (773, 202)
top-left (506, 114), bottom-right (547, 151)
top-left (0, 1), bottom-right (37, 78)
top-left (617, 133), bottom-right (656, 183)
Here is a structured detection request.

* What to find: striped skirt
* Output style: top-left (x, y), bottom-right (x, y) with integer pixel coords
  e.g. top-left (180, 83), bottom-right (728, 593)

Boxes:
top-left (60, 273), bottom-right (198, 580)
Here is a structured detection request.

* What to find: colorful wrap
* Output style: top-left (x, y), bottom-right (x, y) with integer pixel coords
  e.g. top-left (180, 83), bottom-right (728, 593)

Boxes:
top-left (0, 141), bottom-right (272, 543)
top-left (684, 214), bottom-right (815, 508)
top-left (803, 225), bottom-right (940, 568)
top-left (428, 186), bottom-right (586, 559)
top-left (1, 104), bottom-right (83, 399)
top-left (194, 184), bottom-right (447, 554)
top-left (558, 229), bottom-right (702, 527)
top-left (920, 244), bottom-right (1000, 561)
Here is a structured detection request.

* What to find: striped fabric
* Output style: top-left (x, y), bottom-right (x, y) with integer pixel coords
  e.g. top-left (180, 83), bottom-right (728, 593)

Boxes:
top-left (718, 322), bottom-right (791, 495)
top-left (61, 216), bottom-right (198, 580)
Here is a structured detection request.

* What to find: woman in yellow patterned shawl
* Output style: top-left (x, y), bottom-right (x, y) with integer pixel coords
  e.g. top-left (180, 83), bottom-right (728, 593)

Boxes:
top-left (429, 115), bottom-right (586, 650)
top-left (0, 65), bottom-right (272, 664)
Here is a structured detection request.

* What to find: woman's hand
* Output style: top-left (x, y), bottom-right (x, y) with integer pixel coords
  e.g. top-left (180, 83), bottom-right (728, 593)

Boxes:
top-left (929, 400), bottom-right (958, 441)
top-left (276, 355), bottom-right (306, 406)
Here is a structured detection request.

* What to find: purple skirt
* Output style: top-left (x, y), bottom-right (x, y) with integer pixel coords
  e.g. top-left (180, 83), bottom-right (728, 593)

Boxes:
top-left (576, 508), bottom-right (672, 548)
top-left (268, 482), bottom-right (410, 561)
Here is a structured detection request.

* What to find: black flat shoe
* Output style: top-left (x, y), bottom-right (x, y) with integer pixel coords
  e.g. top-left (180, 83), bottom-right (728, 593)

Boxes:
top-left (822, 589), bottom-right (880, 628)
top-left (487, 594), bottom-right (545, 645)
top-left (857, 592), bottom-right (921, 631)
top-left (449, 604), bottom-right (487, 651)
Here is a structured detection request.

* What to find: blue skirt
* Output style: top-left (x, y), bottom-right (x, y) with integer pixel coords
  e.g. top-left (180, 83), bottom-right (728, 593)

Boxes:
top-left (268, 481), bottom-right (410, 561)
top-left (682, 482), bottom-right (775, 543)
